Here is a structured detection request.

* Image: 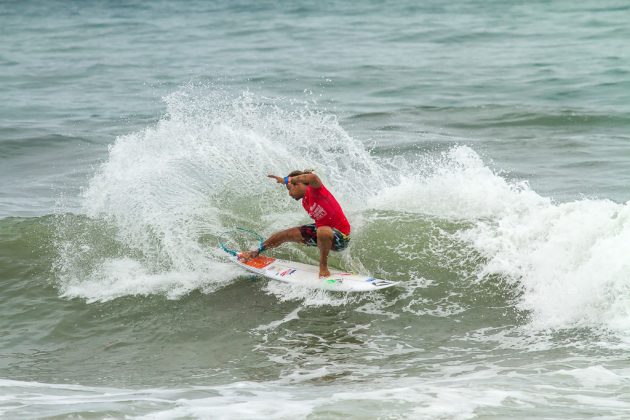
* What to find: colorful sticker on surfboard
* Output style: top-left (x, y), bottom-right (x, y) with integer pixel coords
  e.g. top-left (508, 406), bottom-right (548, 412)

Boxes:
top-left (241, 255), bottom-right (276, 269)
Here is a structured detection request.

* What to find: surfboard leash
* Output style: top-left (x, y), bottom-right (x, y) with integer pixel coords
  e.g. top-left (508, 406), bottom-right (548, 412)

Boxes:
top-left (218, 227), bottom-right (265, 257)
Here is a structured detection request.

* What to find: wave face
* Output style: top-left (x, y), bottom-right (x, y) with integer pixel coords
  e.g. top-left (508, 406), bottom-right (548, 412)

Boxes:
top-left (40, 87), bottom-right (630, 337)
top-left (4, 0), bottom-right (630, 417)
top-left (2, 89), bottom-right (630, 419)
top-left (55, 87), bottom-right (386, 303)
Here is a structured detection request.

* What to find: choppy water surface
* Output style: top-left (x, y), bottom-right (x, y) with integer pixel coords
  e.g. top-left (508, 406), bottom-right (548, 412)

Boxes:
top-left (2, 1), bottom-right (630, 418)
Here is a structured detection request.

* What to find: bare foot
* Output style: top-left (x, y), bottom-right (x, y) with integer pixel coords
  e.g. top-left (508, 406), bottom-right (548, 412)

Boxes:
top-left (238, 250), bottom-right (259, 262)
top-left (319, 267), bottom-right (331, 278)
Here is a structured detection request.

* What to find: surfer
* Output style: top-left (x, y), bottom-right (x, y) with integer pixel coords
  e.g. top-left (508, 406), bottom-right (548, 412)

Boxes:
top-left (239, 170), bottom-right (351, 278)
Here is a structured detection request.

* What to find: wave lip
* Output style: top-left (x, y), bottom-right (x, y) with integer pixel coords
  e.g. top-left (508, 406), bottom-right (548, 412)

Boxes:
top-left (463, 197), bottom-right (630, 331)
top-left (367, 144), bottom-right (630, 332)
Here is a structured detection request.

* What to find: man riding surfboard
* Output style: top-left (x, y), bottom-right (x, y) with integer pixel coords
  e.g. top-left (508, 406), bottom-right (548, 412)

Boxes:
top-left (239, 170), bottom-right (351, 278)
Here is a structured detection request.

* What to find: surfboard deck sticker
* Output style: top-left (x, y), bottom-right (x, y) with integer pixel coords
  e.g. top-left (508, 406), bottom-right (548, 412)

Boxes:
top-left (232, 255), bottom-right (398, 292)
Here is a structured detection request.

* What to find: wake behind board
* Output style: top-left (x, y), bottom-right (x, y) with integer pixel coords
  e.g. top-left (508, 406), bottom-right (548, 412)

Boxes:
top-left (232, 255), bottom-right (397, 292)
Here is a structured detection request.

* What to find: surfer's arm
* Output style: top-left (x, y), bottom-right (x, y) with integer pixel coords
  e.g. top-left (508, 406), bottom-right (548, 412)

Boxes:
top-left (267, 173), bottom-right (322, 188)
top-left (289, 173), bottom-right (322, 188)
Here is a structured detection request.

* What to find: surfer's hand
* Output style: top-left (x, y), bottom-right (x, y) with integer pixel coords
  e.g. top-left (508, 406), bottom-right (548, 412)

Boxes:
top-left (238, 250), bottom-right (259, 262)
top-left (267, 175), bottom-right (283, 184)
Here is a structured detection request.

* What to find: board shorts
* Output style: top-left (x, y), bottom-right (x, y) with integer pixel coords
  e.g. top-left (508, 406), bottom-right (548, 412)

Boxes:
top-left (299, 224), bottom-right (351, 251)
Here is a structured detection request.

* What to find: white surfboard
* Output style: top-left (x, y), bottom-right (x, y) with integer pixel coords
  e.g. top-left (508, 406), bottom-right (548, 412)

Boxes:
top-left (232, 255), bottom-right (397, 292)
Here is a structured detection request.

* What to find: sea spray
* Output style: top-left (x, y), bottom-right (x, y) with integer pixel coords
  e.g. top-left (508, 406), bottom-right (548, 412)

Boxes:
top-left (369, 145), bottom-right (630, 332)
top-left (460, 198), bottom-right (630, 331)
top-left (54, 86), bottom-right (630, 334)
top-left (57, 87), bottom-right (389, 302)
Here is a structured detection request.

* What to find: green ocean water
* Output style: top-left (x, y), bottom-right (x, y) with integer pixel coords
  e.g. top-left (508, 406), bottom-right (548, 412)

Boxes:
top-left (2, 1), bottom-right (630, 418)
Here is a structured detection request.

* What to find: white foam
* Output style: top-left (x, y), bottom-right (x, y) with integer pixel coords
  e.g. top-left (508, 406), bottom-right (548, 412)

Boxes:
top-left (0, 376), bottom-right (515, 419)
top-left (366, 144), bottom-right (630, 333)
top-left (4, 365), bottom-right (630, 419)
top-left (368, 145), bottom-right (545, 219)
top-left (254, 307), bottom-right (302, 332)
top-left (55, 84), bottom-right (630, 332)
top-left (59, 257), bottom-right (240, 302)
top-left (460, 197), bottom-right (630, 331)
top-left (57, 86), bottom-right (387, 303)
top-left (262, 280), bottom-right (355, 306)
top-left (555, 365), bottom-right (628, 388)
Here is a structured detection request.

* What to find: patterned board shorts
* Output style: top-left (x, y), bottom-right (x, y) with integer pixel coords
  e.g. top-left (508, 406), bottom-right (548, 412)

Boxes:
top-left (299, 224), bottom-right (351, 251)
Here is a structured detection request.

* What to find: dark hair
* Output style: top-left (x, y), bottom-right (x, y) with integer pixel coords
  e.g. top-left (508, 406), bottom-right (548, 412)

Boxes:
top-left (287, 169), bottom-right (314, 184)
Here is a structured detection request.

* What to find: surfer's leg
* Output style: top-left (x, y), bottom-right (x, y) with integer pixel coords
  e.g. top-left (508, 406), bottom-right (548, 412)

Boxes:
top-left (316, 226), bottom-right (334, 278)
top-left (262, 227), bottom-right (304, 249)
top-left (298, 224), bottom-right (318, 247)
top-left (240, 227), bottom-right (303, 261)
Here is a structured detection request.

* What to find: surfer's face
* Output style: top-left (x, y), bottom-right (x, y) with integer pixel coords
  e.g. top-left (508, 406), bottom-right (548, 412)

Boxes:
top-left (287, 182), bottom-right (306, 200)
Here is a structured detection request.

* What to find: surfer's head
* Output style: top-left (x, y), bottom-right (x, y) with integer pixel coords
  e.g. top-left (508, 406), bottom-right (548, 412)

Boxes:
top-left (286, 169), bottom-right (313, 200)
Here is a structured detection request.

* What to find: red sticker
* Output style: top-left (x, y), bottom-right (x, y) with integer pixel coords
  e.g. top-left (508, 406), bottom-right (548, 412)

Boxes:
top-left (243, 255), bottom-right (276, 269)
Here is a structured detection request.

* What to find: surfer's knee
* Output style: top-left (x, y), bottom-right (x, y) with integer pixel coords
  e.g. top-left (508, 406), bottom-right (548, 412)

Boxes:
top-left (316, 226), bottom-right (334, 241)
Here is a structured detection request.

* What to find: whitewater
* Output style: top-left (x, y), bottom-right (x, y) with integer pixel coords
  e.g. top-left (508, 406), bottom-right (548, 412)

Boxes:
top-left (3, 1), bottom-right (630, 418)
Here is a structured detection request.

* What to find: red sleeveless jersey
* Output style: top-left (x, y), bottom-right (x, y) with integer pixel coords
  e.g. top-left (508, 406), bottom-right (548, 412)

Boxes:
top-left (301, 184), bottom-right (351, 235)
